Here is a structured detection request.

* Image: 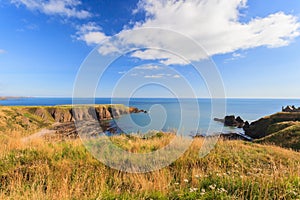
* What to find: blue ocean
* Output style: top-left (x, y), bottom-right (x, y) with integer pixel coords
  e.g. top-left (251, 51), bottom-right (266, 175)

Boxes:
top-left (1, 98), bottom-right (299, 135)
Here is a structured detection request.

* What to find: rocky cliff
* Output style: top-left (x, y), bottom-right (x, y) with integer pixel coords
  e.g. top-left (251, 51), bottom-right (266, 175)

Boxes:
top-left (0, 105), bottom-right (146, 137)
top-left (27, 105), bottom-right (144, 123)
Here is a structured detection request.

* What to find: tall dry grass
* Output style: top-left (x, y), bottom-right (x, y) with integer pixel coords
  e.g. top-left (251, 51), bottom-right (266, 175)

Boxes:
top-left (0, 132), bottom-right (299, 199)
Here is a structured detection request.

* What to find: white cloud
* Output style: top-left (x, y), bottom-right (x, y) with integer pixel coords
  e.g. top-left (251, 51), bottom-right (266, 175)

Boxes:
top-left (0, 49), bottom-right (6, 54)
top-left (96, 0), bottom-right (300, 65)
top-left (134, 65), bottom-right (162, 70)
top-left (131, 49), bottom-right (190, 65)
top-left (75, 22), bottom-right (107, 45)
top-left (143, 73), bottom-right (181, 79)
top-left (144, 74), bottom-right (164, 79)
top-left (232, 53), bottom-right (243, 58)
top-left (11, 0), bottom-right (91, 19)
top-left (224, 52), bottom-right (246, 62)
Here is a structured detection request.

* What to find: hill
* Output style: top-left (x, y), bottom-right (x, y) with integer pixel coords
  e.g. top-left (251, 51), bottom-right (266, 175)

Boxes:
top-left (243, 112), bottom-right (300, 151)
top-left (256, 121), bottom-right (300, 150)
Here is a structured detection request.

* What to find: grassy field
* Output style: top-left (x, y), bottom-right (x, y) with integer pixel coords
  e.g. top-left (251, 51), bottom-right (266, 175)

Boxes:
top-left (0, 131), bottom-right (299, 199)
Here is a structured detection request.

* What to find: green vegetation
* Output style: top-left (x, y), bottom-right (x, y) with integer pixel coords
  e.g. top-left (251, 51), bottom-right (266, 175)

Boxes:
top-left (0, 107), bottom-right (53, 137)
top-left (256, 121), bottom-right (300, 151)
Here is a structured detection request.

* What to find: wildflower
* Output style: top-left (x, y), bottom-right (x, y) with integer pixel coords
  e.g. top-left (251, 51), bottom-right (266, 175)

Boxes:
top-left (201, 189), bottom-right (206, 193)
top-left (194, 174), bottom-right (200, 178)
top-left (189, 187), bottom-right (198, 192)
top-left (183, 179), bottom-right (189, 183)
top-left (217, 188), bottom-right (228, 193)
top-left (174, 182), bottom-right (179, 185)
top-left (209, 184), bottom-right (216, 190)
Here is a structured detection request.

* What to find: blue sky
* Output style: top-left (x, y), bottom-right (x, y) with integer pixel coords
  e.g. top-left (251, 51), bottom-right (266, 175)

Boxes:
top-left (1, 0), bottom-right (300, 98)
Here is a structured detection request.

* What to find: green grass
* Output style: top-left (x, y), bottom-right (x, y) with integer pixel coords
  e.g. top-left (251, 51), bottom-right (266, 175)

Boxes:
top-left (256, 121), bottom-right (300, 151)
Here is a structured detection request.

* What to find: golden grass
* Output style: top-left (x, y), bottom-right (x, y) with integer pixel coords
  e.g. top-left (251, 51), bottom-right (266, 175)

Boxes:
top-left (0, 132), bottom-right (299, 199)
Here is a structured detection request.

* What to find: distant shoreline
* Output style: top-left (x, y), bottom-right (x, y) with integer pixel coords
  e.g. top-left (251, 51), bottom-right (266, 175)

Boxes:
top-left (0, 96), bottom-right (30, 100)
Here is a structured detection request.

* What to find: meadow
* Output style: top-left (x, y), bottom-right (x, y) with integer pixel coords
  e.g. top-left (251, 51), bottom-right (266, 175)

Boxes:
top-left (0, 130), bottom-right (299, 199)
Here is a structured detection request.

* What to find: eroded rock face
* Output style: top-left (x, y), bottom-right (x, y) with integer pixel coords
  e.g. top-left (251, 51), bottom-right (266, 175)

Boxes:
top-left (26, 105), bottom-right (144, 123)
top-left (72, 107), bottom-right (97, 121)
top-left (95, 106), bottom-right (113, 120)
top-left (48, 108), bottom-right (73, 123)
top-left (33, 108), bottom-right (53, 121)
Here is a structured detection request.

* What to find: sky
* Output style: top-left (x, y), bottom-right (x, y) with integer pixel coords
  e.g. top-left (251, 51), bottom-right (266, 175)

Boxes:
top-left (1, 0), bottom-right (300, 98)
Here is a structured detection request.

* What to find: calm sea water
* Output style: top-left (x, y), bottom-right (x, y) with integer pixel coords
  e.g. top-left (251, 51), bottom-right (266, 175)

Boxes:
top-left (1, 98), bottom-right (299, 135)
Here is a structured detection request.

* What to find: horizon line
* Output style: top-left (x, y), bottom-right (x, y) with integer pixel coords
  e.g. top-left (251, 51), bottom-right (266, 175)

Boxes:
top-left (1, 96), bottom-right (300, 100)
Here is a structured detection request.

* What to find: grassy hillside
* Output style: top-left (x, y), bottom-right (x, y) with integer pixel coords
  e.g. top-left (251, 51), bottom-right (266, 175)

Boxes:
top-left (0, 106), bottom-right (54, 137)
top-left (0, 133), bottom-right (299, 199)
top-left (256, 121), bottom-right (300, 151)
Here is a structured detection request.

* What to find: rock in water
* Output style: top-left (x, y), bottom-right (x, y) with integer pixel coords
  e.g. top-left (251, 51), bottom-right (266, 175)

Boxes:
top-left (224, 115), bottom-right (237, 126)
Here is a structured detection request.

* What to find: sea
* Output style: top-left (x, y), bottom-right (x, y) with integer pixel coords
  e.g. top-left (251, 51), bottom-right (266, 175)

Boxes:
top-left (1, 98), bottom-right (299, 136)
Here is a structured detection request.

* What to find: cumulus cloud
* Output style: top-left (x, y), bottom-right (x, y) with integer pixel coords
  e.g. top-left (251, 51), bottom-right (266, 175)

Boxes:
top-left (75, 22), bottom-right (107, 45)
top-left (11, 0), bottom-right (91, 19)
top-left (96, 0), bottom-right (300, 65)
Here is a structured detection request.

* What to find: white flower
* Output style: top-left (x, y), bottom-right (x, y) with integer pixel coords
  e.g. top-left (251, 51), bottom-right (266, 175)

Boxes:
top-left (194, 174), bottom-right (200, 178)
top-left (183, 179), bottom-right (189, 183)
top-left (189, 188), bottom-right (198, 192)
top-left (209, 184), bottom-right (216, 190)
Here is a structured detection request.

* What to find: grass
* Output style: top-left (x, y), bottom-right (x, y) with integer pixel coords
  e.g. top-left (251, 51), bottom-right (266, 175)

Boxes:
top-left (256, 121), bottom-right (300, 151)
top-left (0, 107), bottom-right (52, 137)
top-left (0, 132), bottom-right (299, 199)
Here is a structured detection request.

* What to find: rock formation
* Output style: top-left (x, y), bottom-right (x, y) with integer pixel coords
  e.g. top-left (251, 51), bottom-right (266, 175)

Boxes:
top-left (282, 105), bottom-right (300, 112)
top-left (214, 115), bottom-right (246, 128)
top-left (27, 105), bottom-right (146, 123)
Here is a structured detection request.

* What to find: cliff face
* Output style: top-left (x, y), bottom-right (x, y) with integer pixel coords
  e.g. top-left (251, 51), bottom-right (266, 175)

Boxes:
top-left (0, 105), bottom-right (146, 137)
top-left (27, 105), bottom-right (141, 123)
